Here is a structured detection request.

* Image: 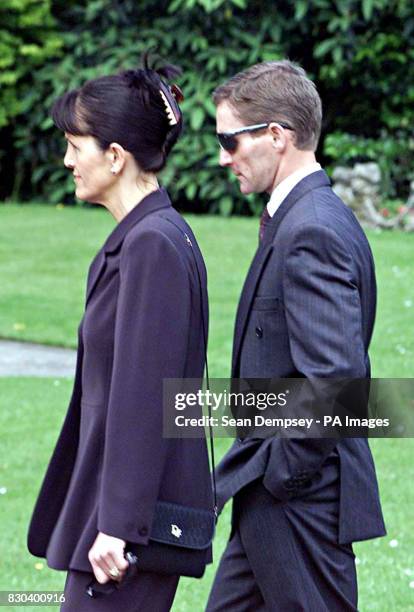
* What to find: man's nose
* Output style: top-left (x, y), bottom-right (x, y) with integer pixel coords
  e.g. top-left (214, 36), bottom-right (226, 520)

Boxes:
top-left (219, 147), bottom-right (233, 167)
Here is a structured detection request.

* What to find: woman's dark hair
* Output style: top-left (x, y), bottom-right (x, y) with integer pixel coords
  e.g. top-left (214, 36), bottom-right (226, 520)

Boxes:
top-left (51, 54), bottom-right (183, 173)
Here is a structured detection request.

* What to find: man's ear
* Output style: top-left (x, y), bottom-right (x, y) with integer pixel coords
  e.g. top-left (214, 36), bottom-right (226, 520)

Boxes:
top-left (268, 123), bottom-right (289, 152)
top-left (106, 143), bottom-right (126, 175)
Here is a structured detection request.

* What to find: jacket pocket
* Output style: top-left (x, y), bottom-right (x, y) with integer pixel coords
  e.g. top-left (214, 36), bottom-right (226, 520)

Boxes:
top-left (252, 296), bottom-right (282, 311)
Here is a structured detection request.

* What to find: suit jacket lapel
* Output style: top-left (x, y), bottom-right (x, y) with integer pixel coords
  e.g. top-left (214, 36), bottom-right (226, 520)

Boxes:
top-left (85, 249), bottom-right (107, 306)
top-left (265, 170), bottom-right (330, 245)
top-left (232, 242), bottom-right (273, 374)
top-left (231, 170), bottom-right (331, 375)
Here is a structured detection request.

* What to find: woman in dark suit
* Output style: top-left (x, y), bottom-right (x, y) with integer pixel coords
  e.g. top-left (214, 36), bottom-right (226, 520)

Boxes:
top-left (27, 57), bottom-right (213, 611)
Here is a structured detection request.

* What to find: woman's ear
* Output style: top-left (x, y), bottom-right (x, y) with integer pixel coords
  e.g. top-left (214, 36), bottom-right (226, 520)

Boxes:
top-left (107, 143), bottom-right (126, 175)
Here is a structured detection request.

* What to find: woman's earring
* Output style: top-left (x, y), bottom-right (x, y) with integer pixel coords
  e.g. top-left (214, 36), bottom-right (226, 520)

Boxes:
top-left (110, 167), bottom-right (116, 174)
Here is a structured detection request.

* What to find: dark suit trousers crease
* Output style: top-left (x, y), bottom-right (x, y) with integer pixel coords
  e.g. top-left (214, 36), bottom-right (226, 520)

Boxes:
top-left (61, 569), bottom-right (179, 612)
top-left (206, 466), bottom-right (357, 612)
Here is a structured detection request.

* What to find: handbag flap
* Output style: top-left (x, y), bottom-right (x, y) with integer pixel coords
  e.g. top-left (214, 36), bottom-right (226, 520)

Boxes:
top-left (150, 501), bottom-right (215, 550)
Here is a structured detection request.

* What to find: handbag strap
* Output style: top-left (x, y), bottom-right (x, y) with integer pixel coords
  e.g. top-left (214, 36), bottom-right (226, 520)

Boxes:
top-left (161, 216), bottom-right (218, 520)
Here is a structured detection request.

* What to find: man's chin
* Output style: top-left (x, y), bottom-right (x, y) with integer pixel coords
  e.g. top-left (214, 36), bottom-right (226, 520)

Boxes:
top-left (238, 181), bottom-right (253, 195)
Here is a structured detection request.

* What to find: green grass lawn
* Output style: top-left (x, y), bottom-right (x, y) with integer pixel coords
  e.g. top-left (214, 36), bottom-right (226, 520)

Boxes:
top-left (0, 204), bottom-right (413, 610)
top-left (0, 378), bottom-right (413, 611)
top-left (0, 203), bottom-right (413, 376)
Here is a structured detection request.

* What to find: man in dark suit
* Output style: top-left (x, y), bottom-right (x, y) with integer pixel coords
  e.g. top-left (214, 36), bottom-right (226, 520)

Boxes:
top-left (206, 60), bottom-right (386, 611)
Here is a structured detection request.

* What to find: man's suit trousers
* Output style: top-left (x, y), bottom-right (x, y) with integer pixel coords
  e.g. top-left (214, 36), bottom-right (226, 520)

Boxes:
top-left (206, 459), bottom-right (358, 611)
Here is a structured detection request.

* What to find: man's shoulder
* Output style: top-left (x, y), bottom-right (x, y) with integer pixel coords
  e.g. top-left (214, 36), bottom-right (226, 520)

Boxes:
top-left (283, 178), bottom-right (361, 235)
top-left (271, 178), bottom-right (371, 262)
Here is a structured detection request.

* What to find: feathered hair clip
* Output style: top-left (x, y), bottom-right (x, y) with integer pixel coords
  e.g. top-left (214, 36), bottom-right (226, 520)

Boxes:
top-left (159, 81), bottom-right (184, 127)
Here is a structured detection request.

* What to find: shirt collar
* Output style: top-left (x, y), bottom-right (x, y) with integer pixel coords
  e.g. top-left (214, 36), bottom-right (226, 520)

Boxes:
top-left (267, 162), bottom-right (321, 217)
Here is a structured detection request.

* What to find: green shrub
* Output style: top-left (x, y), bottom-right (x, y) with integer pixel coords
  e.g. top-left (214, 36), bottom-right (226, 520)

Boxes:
top-left (0, 0), bottom-right (61, 128)
top-left (324, 132), bottom-right (414, 200)
top-left (2, 0), bottom-right (414, 212)
top-left (0, 0), bottom-right (62, 198)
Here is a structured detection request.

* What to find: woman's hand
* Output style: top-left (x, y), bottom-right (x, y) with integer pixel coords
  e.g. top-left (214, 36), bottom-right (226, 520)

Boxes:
top-left (88, 532), bottom-right (129, 584)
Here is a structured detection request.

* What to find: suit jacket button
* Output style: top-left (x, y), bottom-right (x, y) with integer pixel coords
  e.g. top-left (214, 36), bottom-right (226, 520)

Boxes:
top-left (255, 326), bottom-right (263, 338)
top-left (139, 526), bottom-right (148, 536)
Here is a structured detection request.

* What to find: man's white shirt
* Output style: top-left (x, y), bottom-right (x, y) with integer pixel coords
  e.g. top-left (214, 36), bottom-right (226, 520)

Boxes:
top-left (267, 163), bottom-right (321, 217)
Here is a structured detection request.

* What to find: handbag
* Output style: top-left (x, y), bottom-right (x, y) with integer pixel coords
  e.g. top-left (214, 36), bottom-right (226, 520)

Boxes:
top-left (127, 219), bottom-right (217, 579)
top-left (127, 501), bottom-right (215, 577)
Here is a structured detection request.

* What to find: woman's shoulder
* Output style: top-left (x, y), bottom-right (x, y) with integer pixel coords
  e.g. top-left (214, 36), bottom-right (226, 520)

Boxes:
top-left (124, 204), bottom-right (198, 254)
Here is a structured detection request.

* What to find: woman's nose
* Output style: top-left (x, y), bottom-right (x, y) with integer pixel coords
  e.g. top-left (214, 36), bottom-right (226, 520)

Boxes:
top-left (63, 148), bottom-right (74, 169)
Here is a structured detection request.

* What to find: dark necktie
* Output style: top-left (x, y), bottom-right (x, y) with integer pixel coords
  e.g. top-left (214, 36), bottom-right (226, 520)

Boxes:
top-left (259, 206), bottom-right (271, 242)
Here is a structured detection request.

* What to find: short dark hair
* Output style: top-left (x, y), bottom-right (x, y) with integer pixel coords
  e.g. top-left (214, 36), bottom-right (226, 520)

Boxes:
top-left (51, 55), bottom-right (183, 173)
top-left (213, 60), bottom-right (322, 151)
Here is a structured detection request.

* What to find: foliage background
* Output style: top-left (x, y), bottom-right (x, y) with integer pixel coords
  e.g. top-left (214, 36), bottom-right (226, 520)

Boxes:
top-left (1, 0), bottom-right (413, 214)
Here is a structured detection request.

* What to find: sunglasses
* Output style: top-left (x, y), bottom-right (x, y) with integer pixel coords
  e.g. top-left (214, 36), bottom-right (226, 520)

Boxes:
top-left (216, 122), bottom-right (294, 153)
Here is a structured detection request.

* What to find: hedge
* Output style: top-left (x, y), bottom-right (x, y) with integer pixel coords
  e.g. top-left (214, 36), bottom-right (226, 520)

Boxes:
top-left (1, 0), bottom-right (413, 214)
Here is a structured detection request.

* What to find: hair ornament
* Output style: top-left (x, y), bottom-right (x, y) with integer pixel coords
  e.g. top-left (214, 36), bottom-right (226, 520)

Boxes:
top-left (159, 89), bottom-right (177, 126)
top-left (170, 84), bottom-right (184, 103)
top-left (159, 81), bottom-right (183, 127)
